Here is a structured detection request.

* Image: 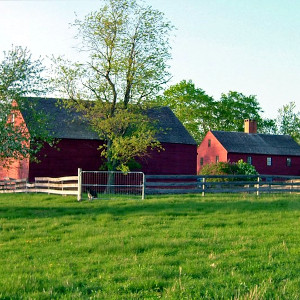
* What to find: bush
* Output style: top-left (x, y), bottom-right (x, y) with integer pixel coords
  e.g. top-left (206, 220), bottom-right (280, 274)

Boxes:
top-left (235, 159), bottom-right (258, 176)
top-left (200, 160), bottom-right (258, 181)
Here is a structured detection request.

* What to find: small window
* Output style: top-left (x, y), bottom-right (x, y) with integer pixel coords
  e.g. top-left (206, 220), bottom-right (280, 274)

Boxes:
top-left (286, 158), bottom-right (291, 167)
top-left (11, 113), bottom-right (15, 125)
top-left (200, 157), bottom-right (204, 166)
top-left (247, 156), bottom-right (252, 165)
top-left (208, 139), bottom-right (211, 147)
top-left (267, 157), bottom-right (272, 166)
top-left (216, 156), bottom-right (219, 163)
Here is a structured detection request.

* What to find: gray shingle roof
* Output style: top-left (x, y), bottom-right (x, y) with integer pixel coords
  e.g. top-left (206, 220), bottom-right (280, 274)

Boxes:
top-left (21, 98), bottom-right (196, 145)
top-left (146, 106), bottom-right (196, 145)
top-left (212, 130), bottom-right (300, 156)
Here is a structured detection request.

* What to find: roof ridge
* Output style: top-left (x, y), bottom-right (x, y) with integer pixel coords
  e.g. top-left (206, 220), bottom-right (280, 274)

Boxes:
top-left (211, 130), bottom-right (300, 156)
top-left (20, 97), bottom-right (197, 145)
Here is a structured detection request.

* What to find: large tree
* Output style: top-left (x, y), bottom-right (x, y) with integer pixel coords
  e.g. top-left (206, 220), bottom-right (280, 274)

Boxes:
top-left (158, 81), bottom-right (277, 143)
top-left (215, 91), bottom-right (276, 133)
top-left (52, 0), bottom-right (173, 172)
top-left (276, 102), bottom-right (300, 143)
top-left (155, 80), bottom-right (215, 143)
top-left (0, 46), bottom-right (51, 167)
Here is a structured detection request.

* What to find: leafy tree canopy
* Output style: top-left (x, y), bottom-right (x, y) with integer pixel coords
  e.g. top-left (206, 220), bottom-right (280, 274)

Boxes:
top-left (154, 80), bottom-right (215, 143)
top-left (0, 46), bottom-right (51, 166)
top-left (216, 91), bottom-right (262, 131)
top-left (159, 80), bottom-right (277, 143)
top-left (51, 0), bottom-right (173, 172)
top-left (276, 101), bottom-right (300, 144)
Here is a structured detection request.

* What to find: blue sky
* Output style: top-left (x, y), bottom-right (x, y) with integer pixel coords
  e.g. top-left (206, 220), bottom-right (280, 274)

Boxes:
top-left (1, 0), bottom-right (300, 118)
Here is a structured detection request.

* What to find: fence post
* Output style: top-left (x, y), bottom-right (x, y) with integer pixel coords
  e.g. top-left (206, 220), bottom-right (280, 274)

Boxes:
top-left (77, 168), bottom-right (82, 201)
top-left (256, 176), bottom-right (260, 196)
top-left (202, 177), bottom-right (206, 197)
top-left (142, 173), bottom-right (145, 200)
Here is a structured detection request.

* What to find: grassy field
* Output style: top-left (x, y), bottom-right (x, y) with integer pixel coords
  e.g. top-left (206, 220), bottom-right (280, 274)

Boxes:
top-left (0, 193), bottom-right (300, 299)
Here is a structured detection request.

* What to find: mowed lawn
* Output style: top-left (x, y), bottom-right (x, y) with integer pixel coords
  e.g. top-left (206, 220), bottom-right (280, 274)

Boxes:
top-left (0, 193), bottom-right (300, 299)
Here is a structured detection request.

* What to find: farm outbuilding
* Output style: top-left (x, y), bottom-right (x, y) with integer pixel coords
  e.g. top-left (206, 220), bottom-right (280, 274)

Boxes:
top-left (197, 120), bottom-right (300, 176)
top-left (0, 98), bottom-right (197, 181)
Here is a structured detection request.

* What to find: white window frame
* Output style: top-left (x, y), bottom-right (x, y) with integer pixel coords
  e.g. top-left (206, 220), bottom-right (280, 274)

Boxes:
top-left (247, 156), bottom-right (252, 165)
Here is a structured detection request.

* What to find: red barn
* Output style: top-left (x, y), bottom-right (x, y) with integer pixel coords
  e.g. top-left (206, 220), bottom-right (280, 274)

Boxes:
top-left (0, 98), bottom-right (197, 180)
top-left (197, 120), bottom-right (300, 176)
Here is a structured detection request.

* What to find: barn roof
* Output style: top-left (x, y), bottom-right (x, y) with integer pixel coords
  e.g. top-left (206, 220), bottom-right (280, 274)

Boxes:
top-left (21, 97), bottom-right (197, 145)
top-left (211, 130), bottom-right (300, 156)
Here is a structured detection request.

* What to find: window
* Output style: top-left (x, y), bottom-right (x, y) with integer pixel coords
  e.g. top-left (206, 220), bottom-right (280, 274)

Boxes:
top-left (267, 157), bottom-right (272, 166)
top-left (247, 156), bottom-right (252, 165)
top-left (200, 157), bottom-right (204, 166)
top-left (286, 158), bottom-right (291, 167)
top-left (208, 139), bottom-right (211, 147)
top-left (216, 156), bottom-right (219, 163)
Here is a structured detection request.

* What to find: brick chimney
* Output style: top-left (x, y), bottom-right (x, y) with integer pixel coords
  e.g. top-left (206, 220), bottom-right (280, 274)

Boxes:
top-left (244, 119), bottom-right (257, 134)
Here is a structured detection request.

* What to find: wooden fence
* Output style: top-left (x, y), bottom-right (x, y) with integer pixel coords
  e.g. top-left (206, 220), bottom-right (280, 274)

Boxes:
top-left (1, 174), bottom-right (300, 197)
top-left (0, 176), bottom-right (78, 196)
top-left (34, 176), bottom-right (78, 195)
top-left (145, 174), bottom-right (300, 195)
top-left (0, 178), bottom-right (28, 193)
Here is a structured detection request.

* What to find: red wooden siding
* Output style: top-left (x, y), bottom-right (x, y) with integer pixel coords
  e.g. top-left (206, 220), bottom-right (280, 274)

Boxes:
top-left (228, 153), bottom-right (300, 176)
top-left (26, 140), bottom-right (197, 181)
top-left (140, 143), bottom-right (197, 175)
top-left (0, 106), bottom-right (30, 180)
top-left (0, 158), bottom-right (29, 180)
top-left (28, 139), bottom-right (104, 181)
top-left (197, 131), bottom-right (227, 173)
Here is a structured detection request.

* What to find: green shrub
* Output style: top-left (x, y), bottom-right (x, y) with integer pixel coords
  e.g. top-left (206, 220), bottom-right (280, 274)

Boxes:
top-left (200, 160), bottom-right (258, 181)
top-left (235, 159), bottom-right (258, 176)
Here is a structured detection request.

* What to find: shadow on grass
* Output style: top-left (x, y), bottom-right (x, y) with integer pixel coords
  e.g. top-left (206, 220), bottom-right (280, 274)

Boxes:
top-left (0, 195), bottom-right (299, 219)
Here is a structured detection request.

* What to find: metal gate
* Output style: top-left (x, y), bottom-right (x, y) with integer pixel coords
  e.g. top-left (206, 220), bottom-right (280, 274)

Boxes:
top-left (78, 169), bottom-right (145, 201)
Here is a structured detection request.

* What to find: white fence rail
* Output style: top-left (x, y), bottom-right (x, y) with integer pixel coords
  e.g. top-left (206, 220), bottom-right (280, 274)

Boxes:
top-left (34, 176), bottom-right (78, 195)
top-left (0, 176), bottom-right (78, 196)
top-left (0, 178), bottom-right (28, 193)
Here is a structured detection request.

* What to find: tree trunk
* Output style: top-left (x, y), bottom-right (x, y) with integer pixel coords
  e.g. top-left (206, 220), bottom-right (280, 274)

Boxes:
top-left (105, 139), bottom-right (117, 194)
top-left (105, 171), bottom-right (115, 194)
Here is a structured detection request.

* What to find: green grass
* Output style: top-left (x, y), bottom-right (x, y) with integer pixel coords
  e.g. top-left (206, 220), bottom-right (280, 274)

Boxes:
top-left (0, 193), bottom-right (300, 299)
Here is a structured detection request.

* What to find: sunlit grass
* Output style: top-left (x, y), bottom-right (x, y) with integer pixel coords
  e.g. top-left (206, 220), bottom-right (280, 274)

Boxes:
top-left (0, 193), bottom-right (300, 299)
